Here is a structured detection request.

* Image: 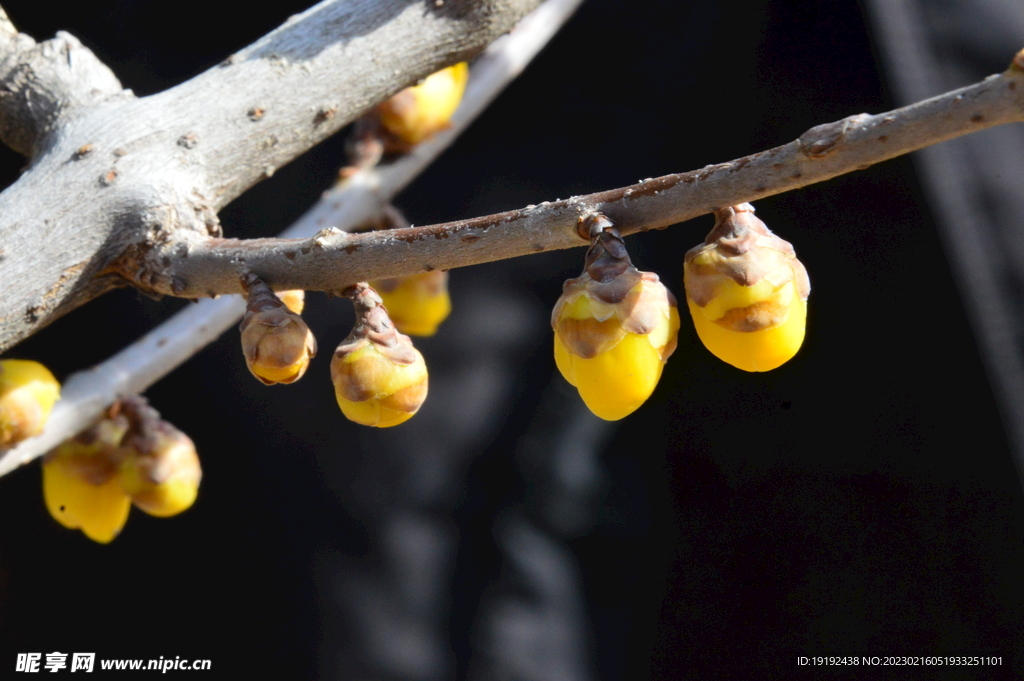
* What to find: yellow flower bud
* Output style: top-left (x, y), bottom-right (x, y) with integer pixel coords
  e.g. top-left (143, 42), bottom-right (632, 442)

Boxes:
top-left (553, 270), bottom-right (679, 421)
top-left (277, 289), bottom-right (305, 315)
top-left (118, 425), bottom-right (201, 518)
top-left (331, 340), bottom-right (428, 428)
top-left (371, 271), bottom-right (451, 337)
top-left (0, 359), bottom-right (60, 446)
top-left (42, 397), bottom-right (201, 541)
top-left (331, 284), bottom-right (428, 428)
top-left (378, 63), bottom-right (469, 145)
top-left (684, 204), bottom-right (810, 372)
top-left (42, 418), bottom-right (130, 544)
top-left (240, 276), bottom-right (317, 385)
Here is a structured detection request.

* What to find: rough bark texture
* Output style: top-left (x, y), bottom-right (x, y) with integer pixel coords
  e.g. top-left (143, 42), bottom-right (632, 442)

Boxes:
top-left (0, 0), bottom-right (584, 477)
top-left (137, 62), bottom-right (1024, 298)
top-left (0, 10), bottom-right (123, 157)
top-left (0, 0), bottom-right (541, 353)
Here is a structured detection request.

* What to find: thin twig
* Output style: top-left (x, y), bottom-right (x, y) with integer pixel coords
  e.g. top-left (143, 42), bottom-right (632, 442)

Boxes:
top-left (144, 54), bottom-right (1024, 298)
top-left (0, 0), bottom-right (586, 477)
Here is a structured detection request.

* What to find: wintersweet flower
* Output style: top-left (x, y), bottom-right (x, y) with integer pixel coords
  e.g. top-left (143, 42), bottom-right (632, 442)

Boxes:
top-left (277, 289), bottom-right (305, 315)
top-left (43, 398), bottom-right (202, 543)
top-left (0, 359), bottom-right (60, 446)
top-left (553, 217), bottom-right (679, 420)
top-left (684, 204), bottom-right (810, 372)
top-left (332, 285), bottom-right (428, 428)
top-left (371, 271), bottom-right (451, 337)
top-left (118, 419), bottom-right (201, 518)
top-left (378, 63), bottom-right (469, 146)
top-left (43, 417), bottom-right (130, 544)
top-left (239, 275), bottom-right (317, 385)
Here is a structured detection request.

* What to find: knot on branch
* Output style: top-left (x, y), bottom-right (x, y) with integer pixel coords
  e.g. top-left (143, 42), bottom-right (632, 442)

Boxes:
top-left (106, 195), bottom-right (224, 299)
top-left (798, 113), bottom-right (871, 159)
top-left (0, 23), bottom-right (125, 156)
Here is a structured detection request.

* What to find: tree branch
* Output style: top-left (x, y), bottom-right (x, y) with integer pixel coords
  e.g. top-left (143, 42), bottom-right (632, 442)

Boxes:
top-left (0, 5), bottom-right (125, 157)
top-left (139, 53), bottom-right (1024, 298)
top-left (0, 0), bottom-right (542, 353)
top-left (157, 0), bottom-right (543, 209)
top-left (3, 23), bottom-right (1021, 478)
top-left (0, 0), bottom-right (585, 478)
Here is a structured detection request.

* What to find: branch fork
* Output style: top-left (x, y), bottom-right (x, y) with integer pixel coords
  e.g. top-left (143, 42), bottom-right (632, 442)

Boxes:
top-left (103, 51), bottom-right (1024, 306)
top-left (0, 0), bottom-right (545, 352)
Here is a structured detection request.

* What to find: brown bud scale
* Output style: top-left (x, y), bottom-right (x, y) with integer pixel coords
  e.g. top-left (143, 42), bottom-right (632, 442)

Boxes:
top-left (239, 275), bottom-right (317, 385)
top-left (684, 203), bottom-right (810, 309)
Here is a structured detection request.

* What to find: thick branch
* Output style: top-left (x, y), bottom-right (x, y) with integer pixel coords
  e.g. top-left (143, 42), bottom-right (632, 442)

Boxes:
top-left (0, 0), bottom-right (584, 477)
top-left (0, 0), bottom-right (542, 353)
top-left (0, 6), bottom-right (125, 156)
top-left (158, 0), bottom-right (543, 209)
top-left (144, 55), bottom-right (1024, 297)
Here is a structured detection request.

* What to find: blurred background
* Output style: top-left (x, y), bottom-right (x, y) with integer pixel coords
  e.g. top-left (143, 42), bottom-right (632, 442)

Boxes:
top-left (0, 0), bottom-right (1022, 678)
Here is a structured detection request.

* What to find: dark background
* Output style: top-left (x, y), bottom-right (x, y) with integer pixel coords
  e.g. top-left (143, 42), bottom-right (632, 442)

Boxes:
top-left (0, 0), bottom-right (1022, 678)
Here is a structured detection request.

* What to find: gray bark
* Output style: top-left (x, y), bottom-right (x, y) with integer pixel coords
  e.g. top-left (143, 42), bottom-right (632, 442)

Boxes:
top-left (133, 65), bottom-right (1024, 299)
top-left (0, 0), bottom-right (541, 352)
top-left (0, 0), bottom-right (585, 476)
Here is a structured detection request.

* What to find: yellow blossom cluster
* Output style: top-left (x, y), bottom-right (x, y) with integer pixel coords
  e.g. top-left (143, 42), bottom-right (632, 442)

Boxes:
top-left (42, 398), bottom-right (201, 543)
top-left (553, 206), bottom-right (809, 420)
